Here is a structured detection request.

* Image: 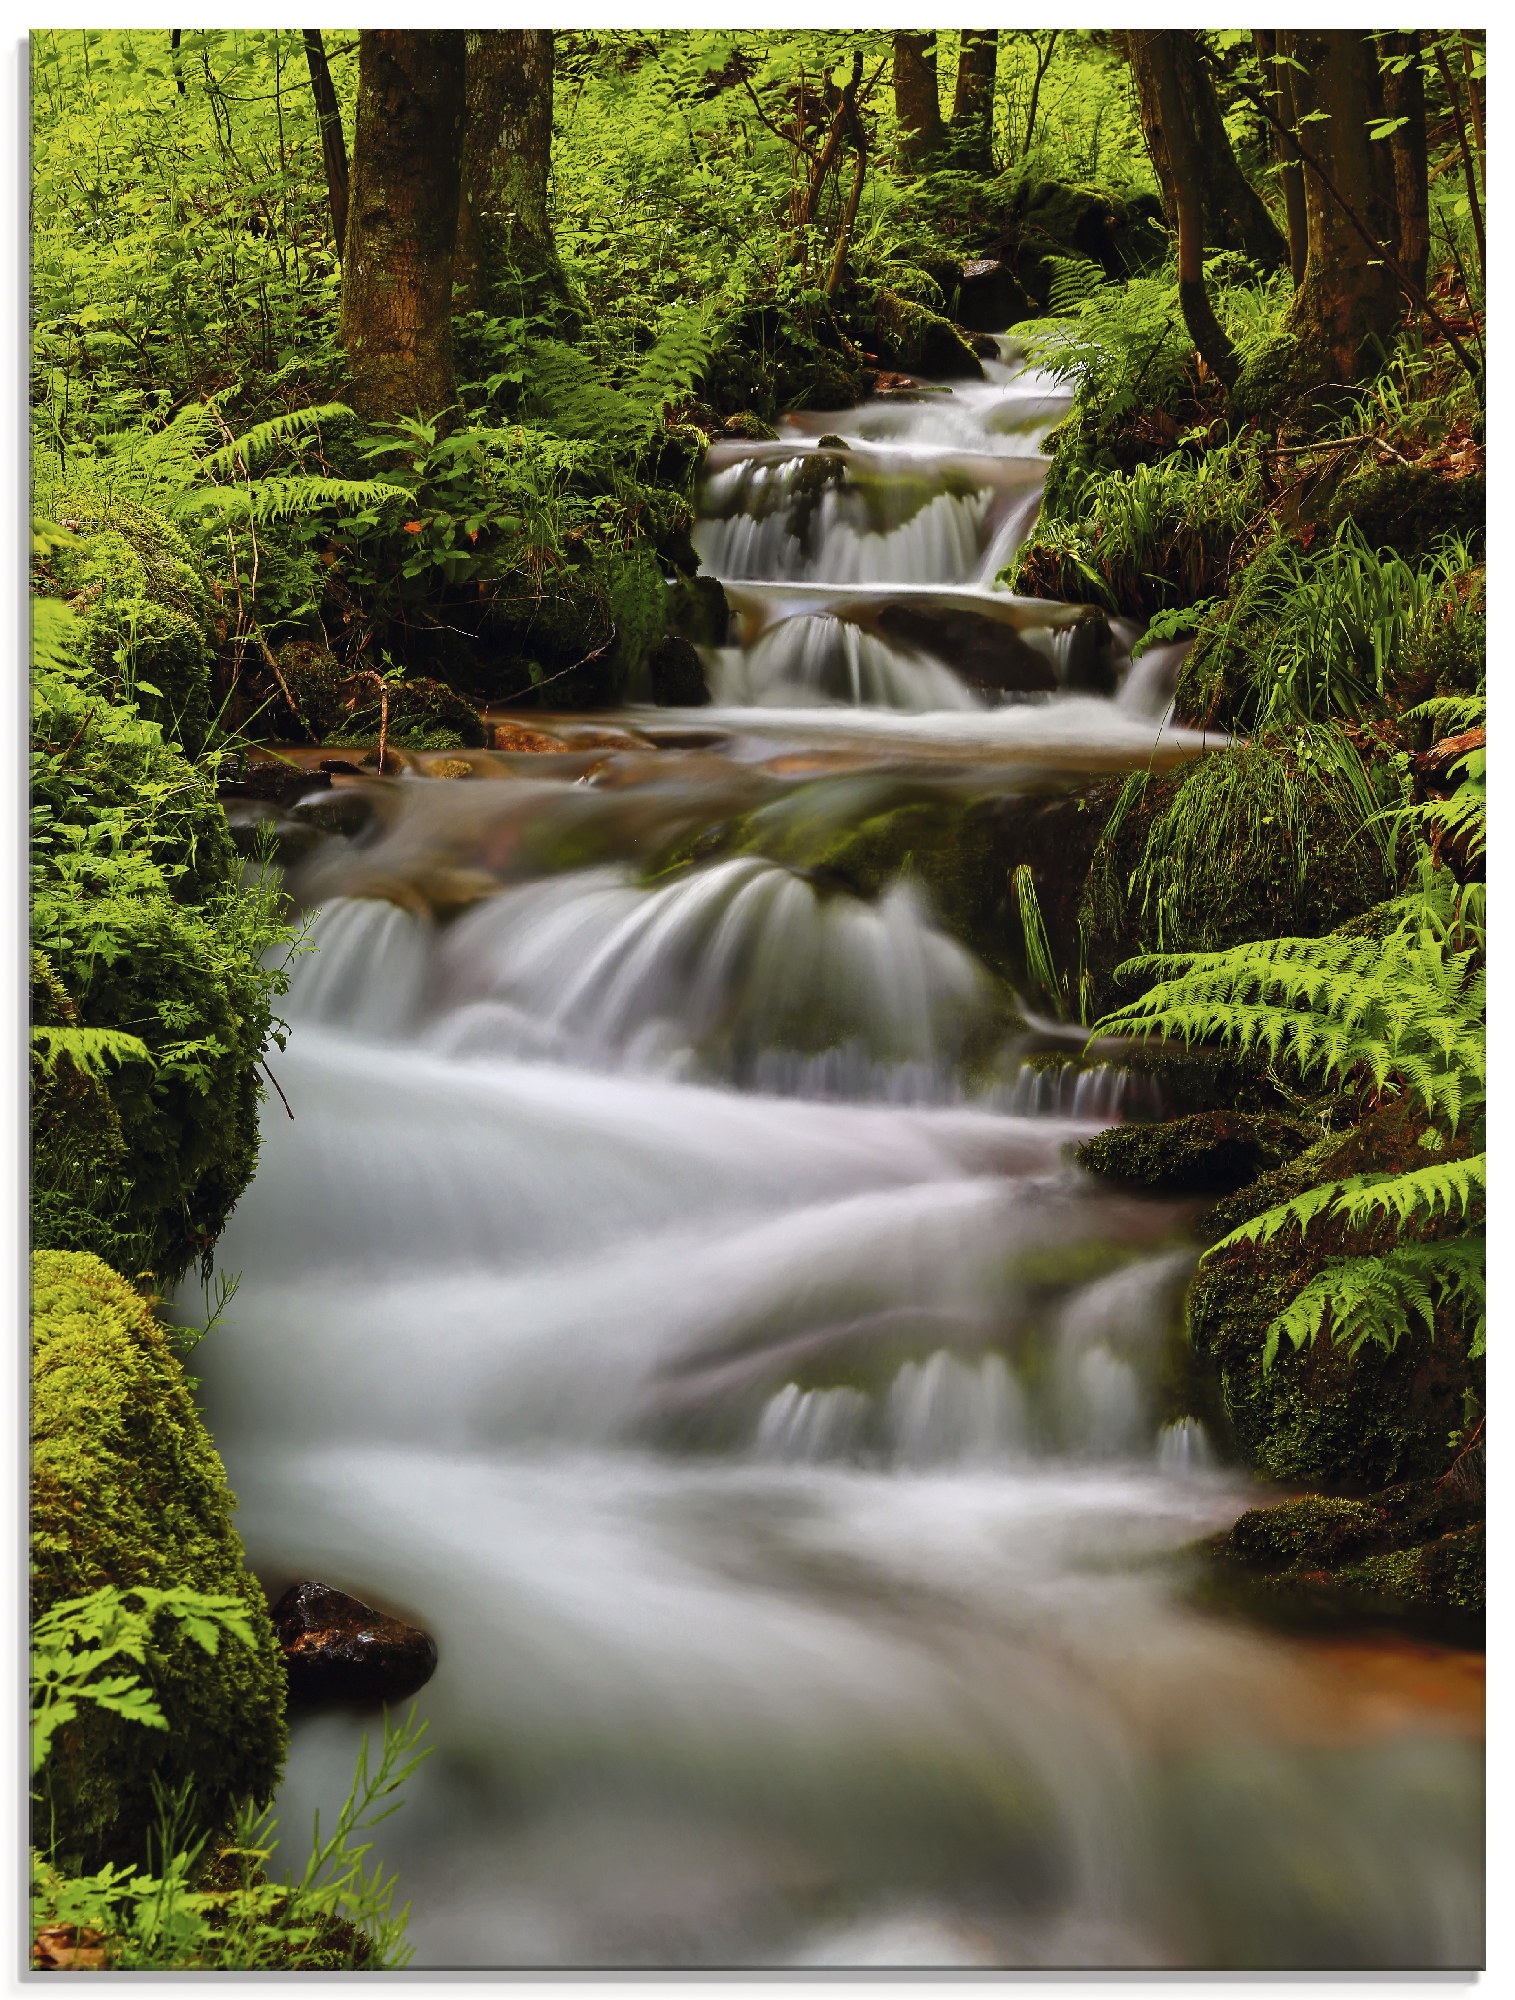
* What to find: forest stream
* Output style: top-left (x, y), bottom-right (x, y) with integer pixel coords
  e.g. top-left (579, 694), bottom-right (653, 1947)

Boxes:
top-left (189, 350), bottom-right (1483, 1971)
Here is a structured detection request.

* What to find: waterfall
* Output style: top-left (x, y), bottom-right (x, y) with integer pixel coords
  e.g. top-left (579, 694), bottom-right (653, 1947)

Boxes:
top-left (193, 349), bottom-right (1482, 1972)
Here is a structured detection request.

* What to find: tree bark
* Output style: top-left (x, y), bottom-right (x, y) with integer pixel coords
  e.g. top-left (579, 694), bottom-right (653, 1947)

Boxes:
top-left (1121, 30), bottom-right (1288, 272)
top-left (1282, 30), bottom-right (1402, 382)
top-left (1127, 31), bottom-right (1237, 386)
top-left (457, 29), bottom-right (576, 330)
top-left (1253, 30), bottom-right (1305, 286)
top-left (1378, 32), bottom-right (1429, 300)
top-left (339, 30), bottom-right (466, 421)
top-left (948, 31), bottom-right (997, 174)
top-left (892, 32), bottom-right (944, 172)
top-left (302, 29), bottom-right (349, 253)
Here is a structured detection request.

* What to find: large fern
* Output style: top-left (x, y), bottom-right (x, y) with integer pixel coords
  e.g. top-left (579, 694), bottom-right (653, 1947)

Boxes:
top-left (1094, 914), bottom-right (1484, 1365)
top-left (525, 302), bottom-right (719, 450)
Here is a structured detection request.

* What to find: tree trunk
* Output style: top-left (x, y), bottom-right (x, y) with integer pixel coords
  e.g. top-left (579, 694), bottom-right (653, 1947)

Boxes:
top-left (457, 29), bottom-right (576, 331)
top-left (1379, 32), bottom-right (1429, 300)
top-left (1282, 30), bottom-right (1402, 382)
top-left (339, 30), bottom-right (466, 422)
top-left (302, 29), bottom-right (349, 253)
top-left (1127, 31), bottom-right (1237, 386)
top-left (1121, 30), bottom-right (1289, 272)
top-left (1253, 30), bottom-right (1306, 286)
top-left (948, 31), bottom-right (997, 174)
top-left (893, 32), bottom-right (944, 172)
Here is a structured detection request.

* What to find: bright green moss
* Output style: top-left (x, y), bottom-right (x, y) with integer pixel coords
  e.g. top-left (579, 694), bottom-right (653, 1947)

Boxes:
top-left (38, 488), bottom-right (218, 756)
top-left (31, 1251), bottom-right (287, 1874)
top-left (32, 661), bottom-right (288, 1285)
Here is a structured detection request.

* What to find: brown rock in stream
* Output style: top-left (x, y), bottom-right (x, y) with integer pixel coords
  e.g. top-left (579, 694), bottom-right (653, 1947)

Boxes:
top-left (875, 603), bottom-right (1058, 694)
top-left (271, 1581), bottom-right (438, 1707)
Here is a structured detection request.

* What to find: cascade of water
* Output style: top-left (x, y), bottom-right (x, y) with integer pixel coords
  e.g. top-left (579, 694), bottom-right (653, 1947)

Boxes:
top-left (703, 613), bottom-right (983, 712)
top-left (192, 347), bottom-right (1482, 1972)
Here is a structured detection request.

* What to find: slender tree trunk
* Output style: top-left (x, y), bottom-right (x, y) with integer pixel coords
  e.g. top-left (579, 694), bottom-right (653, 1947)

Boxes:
top-left (1432, 37), bottom-right (1485, 287)
top-left (1379, 31), bottom-right (1429, 300)
top-left (1121, 30), bottom-right (1289, 272)
top-left (1282, 30), bottom-right (1402, 382)
top-left (302, 29), bottom-right (349, 253)
top-left (1021, 32), bottom-right (1059, 158)
top-left (339, 30), bottom-right (466, 421)
top-left (1253, 30), bottom-right (1306, 286)
top-left (948, 30), bottom-right (997, 174)
top-left (170, 29), bottom-right (185, 96)
top-left (892, 32), bottom-right (944, 172)
top-left (1127, 30), bottom-right (1237, 386)
top-left (457, 29), bottom-right (576, 330)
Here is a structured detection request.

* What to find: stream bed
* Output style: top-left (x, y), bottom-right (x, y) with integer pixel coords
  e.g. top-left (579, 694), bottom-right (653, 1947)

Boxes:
top-left (194, 347), bottom-right (1483, 1970)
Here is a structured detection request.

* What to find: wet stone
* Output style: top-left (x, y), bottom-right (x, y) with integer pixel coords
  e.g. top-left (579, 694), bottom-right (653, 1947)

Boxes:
top-left (875, 602), bottom-right (1058, 694)
top-left (271, 1580), bottom-right (438, 1708)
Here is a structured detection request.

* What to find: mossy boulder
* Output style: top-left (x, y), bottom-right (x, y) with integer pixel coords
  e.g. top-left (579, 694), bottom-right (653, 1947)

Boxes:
top-left (1075, 1111), bottom-right (1315, 1195)
top-left (865, 288), bottom-right (983, 381)
top-left (1078, 746), bottom-right (1395, 1016)
top-left (32, 662), bottom-right (285, 1285)
top-left (763, 784), bottom-right (1113, 988)
top-left (31, 1251), bottom-right (287, 1873)
top-left (332, 675), bottom-right (487, 753)
top-left (1200, 1474), bottom-right (1484, 1640)
top-left (1389, 566), bottom-right (1485, 709)
top-left (1186, 1239), bottom-right (1476, 1494)
top-left (1325, 460), bottom-right (1484, 565)
top-left (37, 491), bottom-right (219, 757)
top-left (720, 411), bottom-right (780, 442)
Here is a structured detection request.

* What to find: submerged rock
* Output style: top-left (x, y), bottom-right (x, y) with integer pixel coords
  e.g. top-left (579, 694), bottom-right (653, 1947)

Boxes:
top-left (272, 1580), bottom-right (438, 1707)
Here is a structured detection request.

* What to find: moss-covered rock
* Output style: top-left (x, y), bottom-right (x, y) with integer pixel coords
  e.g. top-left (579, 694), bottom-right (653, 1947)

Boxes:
top-left (1199, 1474), bottom-right (1484, 1639)
top-left (1186, 1241), bottom-right (1475, 1494)
top-left (760, 783), bottom-right (1113, 989)
top-left (1325, 460), bottom-right (1485, 565)
top-left (31, 1251), bottom-right (287, 1873)
top-left (331, 675), bottom-right (488, 752)
top-left (1078, 746), bottom-right (1394, 1016)
top-left (720, 411), bottom-right (780, 442)
top-left (37, 491), bottom-right (219, 757)
top-left (1075, 1111), bottom-right (1315, 1194)
top-left (32, 661), bottom-right (286, 1286)
top-left (865, 288), bottom-right (983, 381)
top-left (1388, 565), bottom-right (1485, 709)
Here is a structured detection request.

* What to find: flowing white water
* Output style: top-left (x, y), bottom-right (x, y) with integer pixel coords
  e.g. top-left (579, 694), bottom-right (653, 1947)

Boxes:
top-left (195, 351), bottom-right (1481, 1970)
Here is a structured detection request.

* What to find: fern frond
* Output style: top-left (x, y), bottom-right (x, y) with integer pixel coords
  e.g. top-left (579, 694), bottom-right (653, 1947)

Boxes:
top-left (1261, 1235), bottom-right (1484, 1367)
top-left (1099, 925), bottom-right (1483, 1130)
top-left (198, 403), bottom-right (355, 477)
top-left (168, 476), bottom-right (412, 526)
top-left (1331, 1154), bottom-right (1486, 1227)
top-left (1402, 694), bottom-right (1485, 735)
top-left (31, 1024), bottom-right (151, 1078)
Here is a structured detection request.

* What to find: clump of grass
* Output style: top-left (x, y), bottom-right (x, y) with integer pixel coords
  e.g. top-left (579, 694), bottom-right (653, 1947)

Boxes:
top-left (1178, 522), bottom-right (1478, 731)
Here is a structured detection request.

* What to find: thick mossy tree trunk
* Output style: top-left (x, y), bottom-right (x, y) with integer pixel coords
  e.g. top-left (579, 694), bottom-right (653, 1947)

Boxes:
top-left (1121, 29), bottom-right (1288, 272)
top-left (1380, 31), bottom-right (1431, 299)
top-left (1282, 30), bottom-right (1402, 383)
top-left (339, 29), bottom-right (466, 422)
top-left (892, 32), bottom-right (944, 172)
top-left (302, 28), bottom-right (349, 253)
top-left (456, 29), bottom-right (577, 331)
top-left (948, 30), bottom-right (997, 173)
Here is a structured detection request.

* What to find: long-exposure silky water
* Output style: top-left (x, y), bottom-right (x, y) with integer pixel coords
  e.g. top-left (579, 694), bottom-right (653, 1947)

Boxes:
top-left (195, 347), bottom-right (1482, 1971)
